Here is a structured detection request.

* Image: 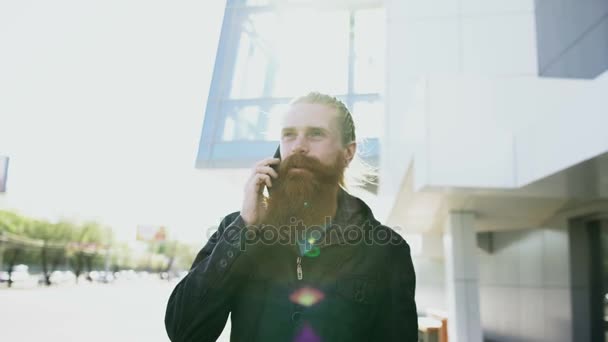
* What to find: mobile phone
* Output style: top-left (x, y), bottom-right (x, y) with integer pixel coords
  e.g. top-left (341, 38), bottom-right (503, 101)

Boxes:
top-left (268, 146), bottom-right (281, 195)
top-left (272, 146), bottom-right (281, 172)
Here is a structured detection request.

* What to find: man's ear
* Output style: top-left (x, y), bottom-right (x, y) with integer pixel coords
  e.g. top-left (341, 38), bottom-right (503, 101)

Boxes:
top-left (343, 142), bottom-right (356, 166)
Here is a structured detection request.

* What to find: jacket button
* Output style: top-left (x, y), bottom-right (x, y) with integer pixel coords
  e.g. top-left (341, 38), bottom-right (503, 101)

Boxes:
top-left (291, 311), bottom-right (302, 322)
top-left (227, 250), bottom-right (234, 258)
top-left (219, 259), bottom-right (228, 268)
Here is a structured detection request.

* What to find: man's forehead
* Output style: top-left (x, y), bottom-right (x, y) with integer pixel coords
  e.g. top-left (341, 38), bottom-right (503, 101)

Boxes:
top-left (280, 103), bottom-right (339, 130)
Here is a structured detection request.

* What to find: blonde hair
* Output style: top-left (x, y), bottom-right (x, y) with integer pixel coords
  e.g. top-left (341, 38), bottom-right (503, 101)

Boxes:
top-left (290, 92), bottom-right (356, 146)
top-left (289, 91), bottom-right (378, 190)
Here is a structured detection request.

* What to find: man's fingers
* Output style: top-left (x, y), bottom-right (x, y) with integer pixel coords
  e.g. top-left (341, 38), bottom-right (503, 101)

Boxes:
top-left (255, 157), bottom-right (280, 168)
top-left (255, 165), bottom-right (279, 178)
top-left (255, 174), bottom-right (272, 188)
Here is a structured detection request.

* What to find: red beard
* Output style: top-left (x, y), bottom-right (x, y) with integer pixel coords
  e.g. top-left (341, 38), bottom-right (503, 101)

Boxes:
top-left (263, 153), bottom-right (345, 228)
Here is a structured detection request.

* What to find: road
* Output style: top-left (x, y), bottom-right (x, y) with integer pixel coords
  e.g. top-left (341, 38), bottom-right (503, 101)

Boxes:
top-left (0, 278), bottom-right (232, 342)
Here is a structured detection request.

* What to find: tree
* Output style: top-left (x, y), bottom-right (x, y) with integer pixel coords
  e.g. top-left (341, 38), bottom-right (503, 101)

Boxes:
top-left (110, 242), bottom-right (135, 271)
top-left (67, 221), bottom-right (112, 283)
top-left (28, 219), bottom-right (73, 286)
top-left (0, 211), bottom-right (38, 287)
top-left (149, 240), bottom-right (197, 279)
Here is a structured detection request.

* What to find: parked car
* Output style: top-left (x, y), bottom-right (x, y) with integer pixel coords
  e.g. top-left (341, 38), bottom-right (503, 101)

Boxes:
top-left (10, 264), bottom-right (30, 282)
top-left (49, 270), bottom-right (77, 284)
top-left (97, 271), bottom-right (114, 283)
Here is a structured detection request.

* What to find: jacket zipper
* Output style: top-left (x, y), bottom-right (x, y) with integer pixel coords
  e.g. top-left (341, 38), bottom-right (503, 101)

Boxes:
top-left (296, 256), bottom-right (303, 280)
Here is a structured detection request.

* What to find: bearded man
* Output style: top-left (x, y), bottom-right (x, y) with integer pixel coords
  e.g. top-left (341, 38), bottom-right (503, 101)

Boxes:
top-left (165, 92), bottom-right (418, 342)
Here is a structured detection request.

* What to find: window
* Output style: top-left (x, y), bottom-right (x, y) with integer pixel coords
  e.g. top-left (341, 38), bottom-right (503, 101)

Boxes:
top-left (196, 0), bottom-right (385, 168)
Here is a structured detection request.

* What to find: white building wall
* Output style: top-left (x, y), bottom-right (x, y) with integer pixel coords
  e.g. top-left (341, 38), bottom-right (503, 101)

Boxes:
top-left (382, 0), bottom-right (608, 197)
top-left (381, 0), bottom-right (539, 204)
top-left (416, 74), bottom-right (608, 190)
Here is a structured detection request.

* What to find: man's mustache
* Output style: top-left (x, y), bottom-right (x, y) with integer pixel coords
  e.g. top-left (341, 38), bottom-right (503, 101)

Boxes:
top-left (279, 154), bottom-right (326, 173)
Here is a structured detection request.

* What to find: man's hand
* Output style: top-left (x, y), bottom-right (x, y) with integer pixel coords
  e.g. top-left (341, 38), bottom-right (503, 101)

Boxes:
top-left (240, 157), bottom-right (280, 226)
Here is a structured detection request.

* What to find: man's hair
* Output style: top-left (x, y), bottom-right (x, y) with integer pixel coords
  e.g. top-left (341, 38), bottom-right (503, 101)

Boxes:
top-left (289, 92), bottom-right (356, 146)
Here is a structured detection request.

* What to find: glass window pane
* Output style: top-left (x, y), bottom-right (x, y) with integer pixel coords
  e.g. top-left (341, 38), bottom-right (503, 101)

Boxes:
top-left (272, 9), bottom-right (349, 97)
top-left (352, 100), bottom-right (384, 138)
top-left (221, 104), bottom-right (293, 141)
top-left (353, 8), bottom-right (385, 94)
top-left (222, 116), bottom-right (236, 140)
top-left (221, 106), bottom-right (264, 141)
top-left (229, 9), bottom-right (350, 99)
top-left (230, 14), bottom-right (275, 99)
top-left (244, 0), bottom-right (272, 5)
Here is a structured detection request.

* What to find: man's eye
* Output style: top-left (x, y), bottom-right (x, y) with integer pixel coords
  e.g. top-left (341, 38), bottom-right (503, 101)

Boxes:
top-left (282, 132), bottom-right (295, 138)
top-left (309, 130), bottom-right (324, 137)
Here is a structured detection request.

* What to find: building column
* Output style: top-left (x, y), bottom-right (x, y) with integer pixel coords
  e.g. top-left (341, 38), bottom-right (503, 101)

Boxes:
top-left (569, 217), bottom-right (608, 342)
top-left (443, 211), bottom-right (483, 342)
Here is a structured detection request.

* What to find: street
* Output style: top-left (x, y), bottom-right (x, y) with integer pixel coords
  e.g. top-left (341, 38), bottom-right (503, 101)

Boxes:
top-left (0, 278), bottom-right (231, 342)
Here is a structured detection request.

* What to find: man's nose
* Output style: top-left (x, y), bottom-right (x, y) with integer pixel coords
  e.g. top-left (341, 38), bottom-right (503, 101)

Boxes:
top-left (291, 135), bottom-right (309, 154)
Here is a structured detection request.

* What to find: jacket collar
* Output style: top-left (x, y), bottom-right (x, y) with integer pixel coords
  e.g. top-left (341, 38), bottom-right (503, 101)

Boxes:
top-left (317, 187), bottom-right (378, 248)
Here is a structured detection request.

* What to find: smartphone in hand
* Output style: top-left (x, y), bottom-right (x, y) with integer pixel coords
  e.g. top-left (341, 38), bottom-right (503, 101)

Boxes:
top-left (272, 146), bottom-right (281, 172)
top-left (269, 146), bottom-right (281, 195)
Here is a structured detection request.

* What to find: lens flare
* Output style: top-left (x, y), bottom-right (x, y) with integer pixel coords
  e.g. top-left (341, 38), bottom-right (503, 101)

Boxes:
top-left (293, 323), bottom-right (321, 342)
top-left (289, 287), bottom-right (325, 307)
top-left (304, 246), bottom-right (320, 258)
top-left (299, 235), bottom-right (321, 258)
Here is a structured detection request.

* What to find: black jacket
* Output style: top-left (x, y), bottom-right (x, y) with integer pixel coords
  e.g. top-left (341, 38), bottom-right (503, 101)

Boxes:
top-left (165, 189), bottom-right (418, 341)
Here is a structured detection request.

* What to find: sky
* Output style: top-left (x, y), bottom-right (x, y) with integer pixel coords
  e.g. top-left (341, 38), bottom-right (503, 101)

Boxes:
top-left (0, 0), bottom-right (242, 243)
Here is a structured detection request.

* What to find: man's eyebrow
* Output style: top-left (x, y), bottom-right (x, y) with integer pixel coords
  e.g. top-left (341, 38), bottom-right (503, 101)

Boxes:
top-left (281, 126), bottom-right (330, 132)
top-left (307, 126), bottom-right (329, 132)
